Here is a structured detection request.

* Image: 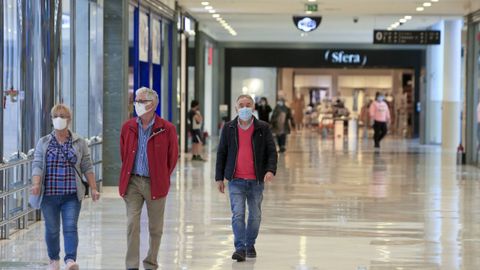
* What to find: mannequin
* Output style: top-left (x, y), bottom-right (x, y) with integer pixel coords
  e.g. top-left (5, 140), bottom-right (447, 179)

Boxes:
top-left (291, 93), bottom-right (305, 131)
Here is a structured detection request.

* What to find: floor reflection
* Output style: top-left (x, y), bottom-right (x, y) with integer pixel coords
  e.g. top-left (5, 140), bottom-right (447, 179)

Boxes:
top-left (1, 132), bottom-right (480, 269)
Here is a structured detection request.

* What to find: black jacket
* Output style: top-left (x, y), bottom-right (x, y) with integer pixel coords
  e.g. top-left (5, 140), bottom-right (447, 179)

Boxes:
top-left (215, 117), bottom-right (277, 182)
top-left (256, 104), bottom-right (272, 123)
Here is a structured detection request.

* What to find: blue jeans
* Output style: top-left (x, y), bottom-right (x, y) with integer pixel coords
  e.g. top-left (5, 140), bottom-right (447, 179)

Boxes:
top-left (228, 179), bottom-right (264, 251)
top-left (41, 193), bottom-right (81, 262)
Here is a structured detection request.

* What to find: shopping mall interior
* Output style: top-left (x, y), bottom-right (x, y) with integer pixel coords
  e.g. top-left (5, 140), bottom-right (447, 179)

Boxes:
top-left (1, 0), bottom-right (480, 269)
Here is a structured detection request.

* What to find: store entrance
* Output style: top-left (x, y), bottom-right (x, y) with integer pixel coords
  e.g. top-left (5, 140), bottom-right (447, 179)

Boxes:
top-left (283, 68), bottom-right (416, 138)
top-left (224, 47), bottom-right (424, 139)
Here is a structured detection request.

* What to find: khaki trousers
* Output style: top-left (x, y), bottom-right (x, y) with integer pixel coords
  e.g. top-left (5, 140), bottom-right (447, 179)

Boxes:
top-left (124, 176), bottom-right (166, 270)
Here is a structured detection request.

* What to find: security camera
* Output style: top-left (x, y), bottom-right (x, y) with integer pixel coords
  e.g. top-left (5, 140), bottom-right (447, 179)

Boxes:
top-left (353, 17), bottom-right (359, 23)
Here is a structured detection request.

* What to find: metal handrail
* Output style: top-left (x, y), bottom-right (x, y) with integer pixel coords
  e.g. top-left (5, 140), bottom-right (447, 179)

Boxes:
top-left (0, 137), bottom-right (103, 239)
top-left (0, 158), bottom-right (33, 170)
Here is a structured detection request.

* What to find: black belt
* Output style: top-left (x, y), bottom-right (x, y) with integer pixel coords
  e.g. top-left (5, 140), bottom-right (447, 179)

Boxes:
top-left (131, 173), bottom-right (149, 178)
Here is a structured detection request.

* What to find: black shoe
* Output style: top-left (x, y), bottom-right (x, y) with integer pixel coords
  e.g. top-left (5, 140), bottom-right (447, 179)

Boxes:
top-left (192, 155), bottom-right (198, 161)
top-left (232, 250), bottom-right (246, 262)
top-left (246, 246), bottom-right (257, 258)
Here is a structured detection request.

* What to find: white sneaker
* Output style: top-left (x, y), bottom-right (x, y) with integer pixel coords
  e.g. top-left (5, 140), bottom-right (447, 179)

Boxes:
top-left (47, 260), bottom-right (60, 270)
top-left (65, 260), bottom-right (79, 270)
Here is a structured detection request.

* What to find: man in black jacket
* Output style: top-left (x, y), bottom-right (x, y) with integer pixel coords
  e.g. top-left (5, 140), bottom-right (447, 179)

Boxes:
top-left (215, 94), bottom-right (278, 262)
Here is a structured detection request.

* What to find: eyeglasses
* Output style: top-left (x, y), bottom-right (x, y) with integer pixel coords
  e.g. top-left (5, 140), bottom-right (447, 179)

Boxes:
top-left (134, 100), bottom-right (153, 105)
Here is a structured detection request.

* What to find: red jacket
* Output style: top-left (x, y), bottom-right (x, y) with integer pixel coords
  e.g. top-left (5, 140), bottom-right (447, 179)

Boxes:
top-left (119, 115), bottom-right (178, 200)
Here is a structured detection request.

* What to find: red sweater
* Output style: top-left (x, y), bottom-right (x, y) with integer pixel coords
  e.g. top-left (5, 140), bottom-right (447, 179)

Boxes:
top-left (234, 123), bottom-right (257, 180)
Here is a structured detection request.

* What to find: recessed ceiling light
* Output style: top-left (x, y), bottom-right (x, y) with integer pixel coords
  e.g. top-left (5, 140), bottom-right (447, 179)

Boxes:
top-left (405, 15), bottom-right (412, 20)
top-left (201, 1), bottom-right (209, 5)
top-left (209, 9), bottom-right (215, 13)
top-left (308, 0), bottom-right (316, 2)
top-left (205, 6), bottom-right (213, 10)
top-left (416, 7), bottom-right (424, 11)
top-left (306, 11), bottom-right (312, 15)
top-left (216, 17), bottom-right (222, 21)
top-left (387, 27), bottom-right (393, 31)
top-left (431, 0), bottom-right (439, 2)
top-left (423, 2), bottom-right (432, 7)
top-left (399, 18), bottom-right (407, 23)
top-left (212, 14), bottom-right (220, 18)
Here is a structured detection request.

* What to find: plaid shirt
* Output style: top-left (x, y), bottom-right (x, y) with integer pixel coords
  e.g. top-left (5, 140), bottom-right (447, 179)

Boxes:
top-left (44, 133), bottom-right (78, 195)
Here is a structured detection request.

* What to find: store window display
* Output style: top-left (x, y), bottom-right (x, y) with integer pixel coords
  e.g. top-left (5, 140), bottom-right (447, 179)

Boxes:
top-left (477, 101), bottom-right (480, 150)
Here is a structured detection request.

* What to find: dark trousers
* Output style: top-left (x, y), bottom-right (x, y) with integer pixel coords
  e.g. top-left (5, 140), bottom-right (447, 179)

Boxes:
top-left (373, 121), bottom-right (388, 147)
top-left (277, 134), bottom-right (287, 152)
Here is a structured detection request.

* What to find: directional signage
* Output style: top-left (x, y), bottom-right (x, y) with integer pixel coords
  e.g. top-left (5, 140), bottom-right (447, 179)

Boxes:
top-left (305, 4), bottom-right (318, 12)
top-left (373, 30), bottom-right (441, 45)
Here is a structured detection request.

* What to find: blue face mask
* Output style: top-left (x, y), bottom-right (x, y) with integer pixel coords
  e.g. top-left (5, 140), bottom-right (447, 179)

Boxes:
top-left (238, 107), bottom-right (253, 121)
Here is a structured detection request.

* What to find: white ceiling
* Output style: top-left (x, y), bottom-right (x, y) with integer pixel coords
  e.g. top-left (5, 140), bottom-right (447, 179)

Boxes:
top-left (177, 0), bottom-right (474, 43)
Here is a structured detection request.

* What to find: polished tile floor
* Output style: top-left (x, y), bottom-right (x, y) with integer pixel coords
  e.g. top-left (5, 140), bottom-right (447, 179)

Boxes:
top-left (2, 132), bottom-right (480, 270)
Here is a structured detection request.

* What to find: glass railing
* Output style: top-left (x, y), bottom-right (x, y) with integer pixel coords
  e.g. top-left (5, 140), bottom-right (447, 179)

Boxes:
top-left (0, 136), bottom-right (102, 239)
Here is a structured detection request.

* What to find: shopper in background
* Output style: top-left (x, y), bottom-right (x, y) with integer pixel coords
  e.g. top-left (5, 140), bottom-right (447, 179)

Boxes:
top-left (215, 94), bottom-right (277, 262)
top-left (270, 98), bottom-right (295, 153)
top-left (119, 87), bottom-right (179, 270)
top-left (188, 100), bottom-right (206, 161)
top-left (369, 92), bottom-right (391, 149)
top-left (31, 104), bottom-right (100, 270)
top-left (256, 97), bottom-right (272, 123)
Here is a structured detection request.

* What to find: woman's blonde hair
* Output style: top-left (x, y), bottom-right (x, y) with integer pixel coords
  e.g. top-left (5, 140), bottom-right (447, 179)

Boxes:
top-left (50, 104), bottom-right (72, 119)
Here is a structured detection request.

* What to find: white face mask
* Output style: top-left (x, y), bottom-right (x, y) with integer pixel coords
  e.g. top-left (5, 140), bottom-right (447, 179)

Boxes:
top-left (135, 102), bottom-right (151, 117)
top-left (52, 117), bottom-right (68, 130)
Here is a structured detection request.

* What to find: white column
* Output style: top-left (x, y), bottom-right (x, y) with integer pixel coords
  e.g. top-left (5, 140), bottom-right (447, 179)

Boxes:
top-left (204, 46), bottom-right (213, 135)
top-left (441, 20), bottom-right (463, 149)
top-left (425, 21), bottom-right (444, 144)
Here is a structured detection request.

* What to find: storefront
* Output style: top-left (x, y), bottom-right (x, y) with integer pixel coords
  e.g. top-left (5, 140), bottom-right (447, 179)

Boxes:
top-left (128, 0), bottom-right (176, 121)
top-left (224, 47), bottom-right (424, 138)
top-left (465, 10), bottom-right (480, 164)
top-left (1, 0), bottom-right (105, 159)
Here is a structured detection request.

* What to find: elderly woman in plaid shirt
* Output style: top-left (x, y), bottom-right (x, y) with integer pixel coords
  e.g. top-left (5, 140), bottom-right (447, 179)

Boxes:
top-left (31, 104), bottom-right (100, 270)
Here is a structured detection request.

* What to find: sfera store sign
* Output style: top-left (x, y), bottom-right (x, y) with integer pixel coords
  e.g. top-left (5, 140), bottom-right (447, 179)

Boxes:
top-left (324, 50), bottom-right (368, 66)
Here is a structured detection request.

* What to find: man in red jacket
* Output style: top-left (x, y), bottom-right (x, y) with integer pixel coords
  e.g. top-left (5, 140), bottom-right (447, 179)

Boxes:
top-left (119, 87), bottom-right (178, 270)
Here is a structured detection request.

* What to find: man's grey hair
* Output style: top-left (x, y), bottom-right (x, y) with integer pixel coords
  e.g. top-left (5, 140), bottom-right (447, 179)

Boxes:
top-left (236, 94), bottom-right (254, 104)
top-left (136, 87), bottom-right (159, 105)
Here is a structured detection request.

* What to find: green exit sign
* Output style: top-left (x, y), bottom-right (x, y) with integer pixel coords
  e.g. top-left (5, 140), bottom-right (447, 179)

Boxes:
top-left (305, 4), bottom-right (318, 12)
